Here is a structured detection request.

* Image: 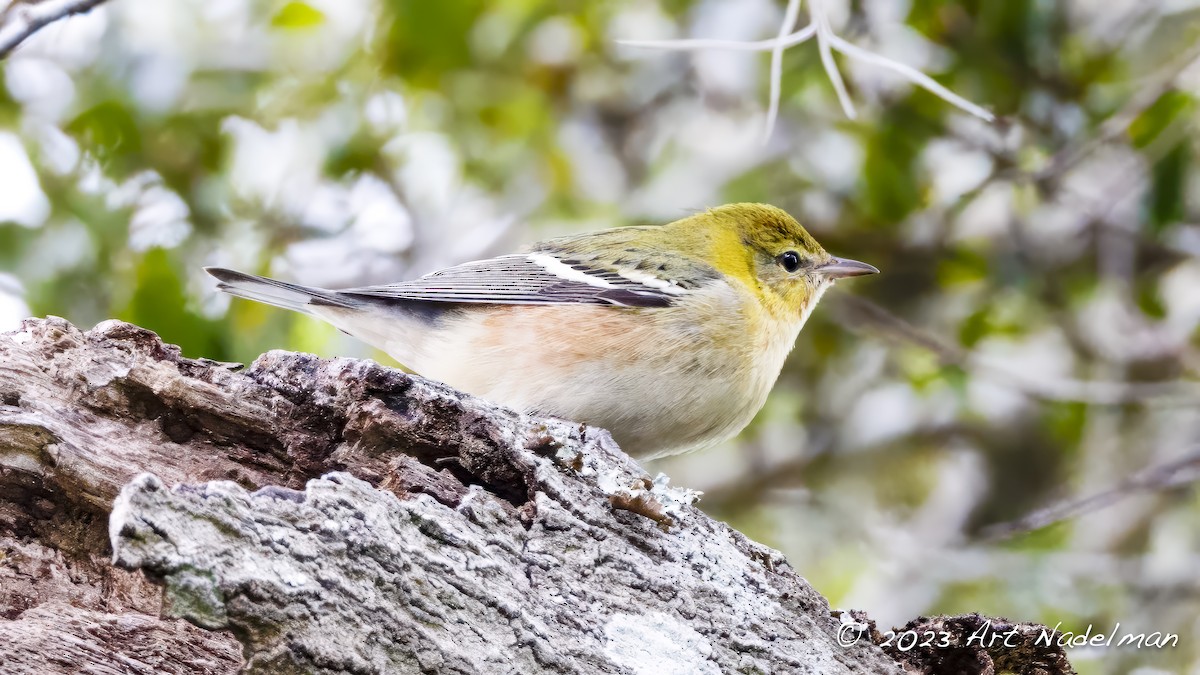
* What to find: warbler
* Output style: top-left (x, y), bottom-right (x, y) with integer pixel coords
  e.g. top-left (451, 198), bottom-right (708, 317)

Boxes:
top-left (206, 203), bottom-right (876, 459)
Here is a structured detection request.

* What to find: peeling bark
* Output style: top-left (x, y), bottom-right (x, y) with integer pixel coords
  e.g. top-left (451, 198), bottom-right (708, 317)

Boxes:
top-left (0, 317), bottom-right (1074, 674)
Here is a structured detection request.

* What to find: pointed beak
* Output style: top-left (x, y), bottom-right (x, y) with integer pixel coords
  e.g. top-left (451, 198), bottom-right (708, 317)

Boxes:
top-left (818, 256), bottom-right (879, 279)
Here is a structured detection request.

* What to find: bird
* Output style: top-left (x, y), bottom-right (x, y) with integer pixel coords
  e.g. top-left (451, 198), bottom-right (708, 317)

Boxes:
top-left (206, 203), bottom-right (877, 460)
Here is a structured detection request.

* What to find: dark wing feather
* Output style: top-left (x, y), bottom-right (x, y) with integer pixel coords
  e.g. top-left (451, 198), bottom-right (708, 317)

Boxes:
top-left (339, 254), bottom-right (684, 308)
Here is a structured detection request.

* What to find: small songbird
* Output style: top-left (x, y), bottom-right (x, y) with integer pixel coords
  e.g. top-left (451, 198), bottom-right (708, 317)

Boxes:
top-left (207, 203), bottom-right (876, 459)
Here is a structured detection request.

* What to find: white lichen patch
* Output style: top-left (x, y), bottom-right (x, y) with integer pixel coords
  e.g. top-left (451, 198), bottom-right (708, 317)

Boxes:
top-left (649, 473), bottom-right (702, 517)
top-left (598, 470), bottom-right (702, 518)
top-left (603, 611), bottom-right (718, 675)
top-left (596, 468), bottom-right (628, 496)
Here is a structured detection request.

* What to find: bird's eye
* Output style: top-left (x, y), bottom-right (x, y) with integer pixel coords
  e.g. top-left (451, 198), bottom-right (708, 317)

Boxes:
top-left (778, 251), bottom-right (802, 273)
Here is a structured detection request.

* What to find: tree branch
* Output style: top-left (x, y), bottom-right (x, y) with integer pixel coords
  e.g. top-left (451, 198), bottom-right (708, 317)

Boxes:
top-left (618, 0), bottom-right (994, 139)
top-left (980, 446), bottom-right (1200, 542)
top-left (0, 0), bottom-right (109, 60)
top-left (766, 0), bottom-right (803, 139)
top-left (0, 316), bottom-right (1075, 673)
top-left (1036, 39), bottom-right (1200, 182)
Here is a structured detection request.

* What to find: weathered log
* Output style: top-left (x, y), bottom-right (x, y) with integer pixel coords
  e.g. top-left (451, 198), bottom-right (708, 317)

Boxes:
top-left (0, 317), bottom-right (1074, 673)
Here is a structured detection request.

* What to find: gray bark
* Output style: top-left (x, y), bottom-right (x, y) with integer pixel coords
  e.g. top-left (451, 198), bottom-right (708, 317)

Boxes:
top-left (0, 317), bottom-right (1074, 674)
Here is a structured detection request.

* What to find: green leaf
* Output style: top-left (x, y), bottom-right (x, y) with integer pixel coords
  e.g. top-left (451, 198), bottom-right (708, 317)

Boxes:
top-left (1146, 140), bottom-right (1190, 233)
top-left (1129, 91), bottom-right (1193, 149)
top-left (381, 0), bottom-right (486, 86)
top-left (1136, 278), bottom-right (1168, 320)
top-left (271, 2), bottom-right (325, 29)
top-left (1042, 401), bottom-right (1087, 449)
top-left (958, 307), bottom-right (991, 348)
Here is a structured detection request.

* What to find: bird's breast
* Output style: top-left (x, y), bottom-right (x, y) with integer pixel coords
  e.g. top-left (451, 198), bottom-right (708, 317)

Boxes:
top-left (404, 283), bottom-right (802, 458)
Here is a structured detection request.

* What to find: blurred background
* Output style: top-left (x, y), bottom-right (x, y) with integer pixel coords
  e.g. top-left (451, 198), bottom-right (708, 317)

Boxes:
top-left (1, 0), bottom-right (1199, 671)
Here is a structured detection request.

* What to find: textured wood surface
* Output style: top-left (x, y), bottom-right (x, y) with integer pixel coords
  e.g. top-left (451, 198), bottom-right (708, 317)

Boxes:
top-left (0, 317), bottom-right (1072, 674)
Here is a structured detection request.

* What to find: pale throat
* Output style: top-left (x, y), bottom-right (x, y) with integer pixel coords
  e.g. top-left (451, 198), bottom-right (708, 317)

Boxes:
top-left (754, 279), bottom-right (831, 380)
top-left (794, 279), bottom-right (831, 331)
top-left (761, 277), bottom-right (831, 332)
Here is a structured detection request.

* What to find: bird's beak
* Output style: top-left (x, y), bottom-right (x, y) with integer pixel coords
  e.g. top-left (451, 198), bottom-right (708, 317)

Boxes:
top-left (818, 256), bottom-right (879, 279)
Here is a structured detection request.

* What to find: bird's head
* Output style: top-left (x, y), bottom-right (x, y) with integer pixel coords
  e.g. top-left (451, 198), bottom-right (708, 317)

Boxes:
top-left (689, 203), bottom-right (878, 321)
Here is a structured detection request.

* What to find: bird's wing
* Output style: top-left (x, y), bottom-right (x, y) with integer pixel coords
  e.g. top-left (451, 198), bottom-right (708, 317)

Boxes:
top-left (341, 249), bottom-right (711, 308)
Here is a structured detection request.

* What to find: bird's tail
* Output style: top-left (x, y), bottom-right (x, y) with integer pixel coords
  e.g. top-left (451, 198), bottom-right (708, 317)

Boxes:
top-left (204, 267), bottom-right (355, 314)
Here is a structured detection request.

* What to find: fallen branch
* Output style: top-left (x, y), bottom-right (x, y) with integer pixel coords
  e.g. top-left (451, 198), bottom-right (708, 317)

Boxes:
top-left (0, 317), bottom-right (1072, 673)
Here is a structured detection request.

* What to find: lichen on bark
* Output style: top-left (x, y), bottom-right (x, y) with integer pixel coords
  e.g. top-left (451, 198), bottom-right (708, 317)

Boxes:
top-left (0, 317), bottom-right (1073, 674)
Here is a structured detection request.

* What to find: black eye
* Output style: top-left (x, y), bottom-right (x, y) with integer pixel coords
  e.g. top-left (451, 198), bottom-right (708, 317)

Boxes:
top-left (779, 251), bottom-right (802, 273)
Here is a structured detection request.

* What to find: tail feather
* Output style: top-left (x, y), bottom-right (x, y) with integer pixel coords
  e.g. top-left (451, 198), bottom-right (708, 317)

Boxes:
top-left (205, 267), bottom-right (354, 313)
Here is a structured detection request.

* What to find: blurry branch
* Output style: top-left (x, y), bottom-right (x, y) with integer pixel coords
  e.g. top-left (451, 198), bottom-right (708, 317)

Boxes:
top-left (932, 56), bottom-right (1200, 368)
top-left (844, 31), bottom-right (1198, 362)
top-left (943, 39), bottom-right (1200, 219)
top-left (979, 446), bottom-right (1200, 542)
top-left (701, 425), bottom-right (977, 512)
top-left (1008, 124), bottom-right (1178, 357)
top-left (949, 38), bottom-right (1200, 210)
top-left (834, 294), bottom-right (1200, 406)
top-left (0, 0), bottom-right (108, 59)
top-left (617, 0), bottom-right (994, 140)
top-left (1016, 90), bottom-right (1194, 363)
top-left (1036, 40), bottom-right (1200, 183)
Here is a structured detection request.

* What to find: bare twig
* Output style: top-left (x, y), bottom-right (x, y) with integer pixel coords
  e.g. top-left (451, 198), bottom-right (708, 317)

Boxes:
top-left (826, 34), bottom-right (994, 122)
top-left (618, 0), bottom-right (993, 138)
top-left (810, 0), bottom-right (855, 120)
top-left (980, 447), bottom-right (1200, 542)
top-left (0, 0), bottom-right (109, 59)
top-left (937, 38), bottom-right (1200, 222)
top-left (766, 0), bottom-right (803, 140)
